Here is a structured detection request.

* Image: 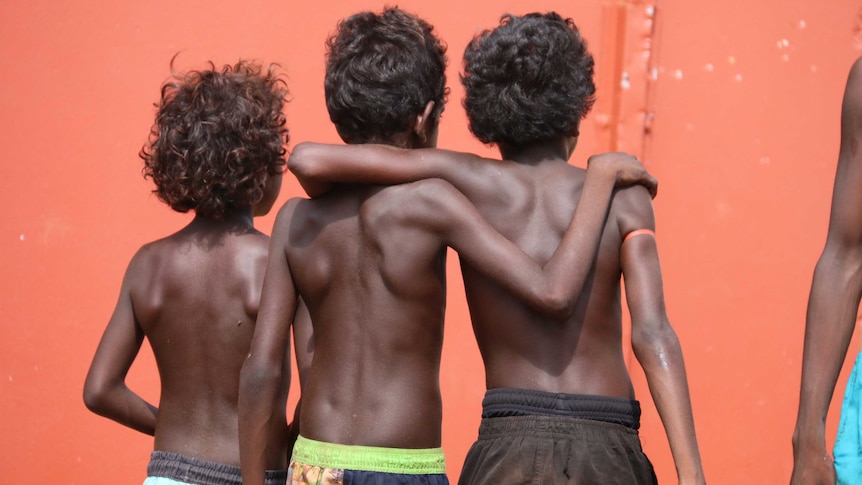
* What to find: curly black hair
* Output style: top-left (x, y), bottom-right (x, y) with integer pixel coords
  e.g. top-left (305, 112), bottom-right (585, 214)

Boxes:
top-left (324, 7), bottom-right (448, 145)
top-left (140, 59), bottom-right (288, 219)
top-left (461, 12), bottom-right (595, 148)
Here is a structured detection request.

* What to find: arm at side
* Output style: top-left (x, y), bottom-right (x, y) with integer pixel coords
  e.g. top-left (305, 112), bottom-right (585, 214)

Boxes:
top-left (791, 56), bottom-right (862, 485)
top-left (83, 251), bottom-right (158, 435)
top-left (239, 201), bottom-right (298, 484)
top-left (619, 189), bottom-right (705, 485)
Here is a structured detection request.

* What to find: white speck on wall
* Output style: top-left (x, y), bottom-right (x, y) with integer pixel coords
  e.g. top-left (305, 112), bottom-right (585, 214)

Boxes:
top-left (646, 5), bottom-right (655, 16)
top-left (674, 69), bottom-right (683, 80)
top-left (621, 71), bottom-right (631, 90)
top-left (798, 19), bottom-right (807, 29)
top-left (8, 376), bottom-right (12, 382)
top-left (735, 74), bottom-right (743, 82)
top-left (705, 63), bottom-right (714, 72)
top-left (650, 67), bottom-right (658, 80)
top-left (728, 56), bottom-right (736, 64)
top-left (782, 53), bottom-right (790, 62)
top-left (777, 38), bottom-right (790, 49)
top-left (19, 234), bottom-right (24, 241)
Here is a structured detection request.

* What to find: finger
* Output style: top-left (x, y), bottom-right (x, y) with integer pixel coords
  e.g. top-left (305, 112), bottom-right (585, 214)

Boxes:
top-left (648, 175), bottom-right (658, 199)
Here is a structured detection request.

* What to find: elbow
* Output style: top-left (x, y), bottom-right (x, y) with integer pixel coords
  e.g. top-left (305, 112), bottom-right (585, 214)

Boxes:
top-left (239, 356), bottom-right (284, 399)
top-left (287, 143), bottom-right (315, 179)
top-left (83, 378), bottom-right (111, 415)
top-left (537, 290), bottom-right (577, 321)
top-left (631, 321), bottom-right (682, 364)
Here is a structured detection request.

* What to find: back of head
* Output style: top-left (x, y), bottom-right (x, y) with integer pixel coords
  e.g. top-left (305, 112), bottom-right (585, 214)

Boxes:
top-left (141, 60), bottom-right (289, 219)
top-left (462, 12), bottom-right (595, 149)
top-left (325, 7), bottom-right (448, 145)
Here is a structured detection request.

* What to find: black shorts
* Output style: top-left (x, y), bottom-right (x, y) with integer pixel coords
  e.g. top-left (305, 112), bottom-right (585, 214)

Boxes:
top-left (458, 389), bottom-right (657, 485)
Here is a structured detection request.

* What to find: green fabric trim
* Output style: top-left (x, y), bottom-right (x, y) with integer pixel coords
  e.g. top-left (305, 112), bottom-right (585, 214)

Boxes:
top-left (292, 435), bottom-right (447, 474)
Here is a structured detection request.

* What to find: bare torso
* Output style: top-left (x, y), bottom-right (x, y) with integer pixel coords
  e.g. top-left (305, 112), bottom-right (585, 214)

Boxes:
top-left (130, 219), bottom-right (289, 466)
top-left (284, 183), bottom-right (449, 449)
top-left (461, 159), bottom-right (638, 398)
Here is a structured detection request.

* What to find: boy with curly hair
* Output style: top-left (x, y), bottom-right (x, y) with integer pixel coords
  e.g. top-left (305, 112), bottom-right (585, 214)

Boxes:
top-left (238, 7), bottom-right (656, 485)
top-left (287, 12), bottom-right (704, 485)
top-left (84, 60), bottom-right (290, 485)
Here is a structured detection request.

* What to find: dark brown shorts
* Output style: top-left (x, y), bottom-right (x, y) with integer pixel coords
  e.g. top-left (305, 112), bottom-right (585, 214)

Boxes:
top-left (458, 390), bottom-right (657, 485)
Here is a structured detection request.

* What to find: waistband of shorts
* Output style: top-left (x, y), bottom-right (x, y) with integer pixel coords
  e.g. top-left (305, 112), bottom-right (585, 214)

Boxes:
top-left (481, 388), bottom-right (641, 429)
top-left (292, 435), bottom-right (446, 475)
top-left (476, 414), bottom-right (642, 444)
top-left (147, 450), bottom-right (288, 485)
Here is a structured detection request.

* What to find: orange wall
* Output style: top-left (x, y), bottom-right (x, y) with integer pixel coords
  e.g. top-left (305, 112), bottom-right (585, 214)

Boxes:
top-left (1, 1), bottom-right (860, 483)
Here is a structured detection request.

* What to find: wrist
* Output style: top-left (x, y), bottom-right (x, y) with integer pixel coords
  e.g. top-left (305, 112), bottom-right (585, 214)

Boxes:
top-left (584, 164), bottom-right (617, 188)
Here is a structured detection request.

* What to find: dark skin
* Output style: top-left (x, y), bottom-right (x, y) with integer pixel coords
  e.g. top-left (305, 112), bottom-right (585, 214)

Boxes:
top-left (83, 178), bottom-right (290, 470)
top-left (792, 57), bottom-right (862, 485)
top-left (238, 101), bottom-right (658, 484)
top-left (288, 133), bottom-right (704, 484)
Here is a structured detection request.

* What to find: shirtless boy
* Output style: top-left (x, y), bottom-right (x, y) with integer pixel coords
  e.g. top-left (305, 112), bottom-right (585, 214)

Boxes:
top-left (238, 8), bottom-right (656, 485)
top-left (792, 57), bottom-right (862, 485)
top-left (83, 60), bottom-right (290, 485)
top-left (288, 12), bottom-right (704, 484)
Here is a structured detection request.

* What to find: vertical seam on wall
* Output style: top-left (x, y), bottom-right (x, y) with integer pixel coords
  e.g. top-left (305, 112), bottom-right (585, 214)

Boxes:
top-left (601, 0), bottom-right (659, 371)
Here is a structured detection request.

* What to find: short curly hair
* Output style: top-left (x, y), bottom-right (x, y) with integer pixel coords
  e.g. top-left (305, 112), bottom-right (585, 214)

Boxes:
top-left (140, 60), bottom-right (288, 219)
top-left (324, 7), bottom-right (448, 145)
top-left (461, 12), bottom-right (595, 148)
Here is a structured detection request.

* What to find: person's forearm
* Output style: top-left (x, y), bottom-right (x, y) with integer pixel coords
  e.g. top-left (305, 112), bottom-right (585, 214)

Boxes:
top-left (288, 142), bottom-right (464, 198)
top-left (634, 324), bottom-right (705, 484)
top-left (85, 386), bottom-right (158, 436)
top-left (540, 169), bottom-right (616, 316)
top-left (794, 250), bottom-right (862, 446)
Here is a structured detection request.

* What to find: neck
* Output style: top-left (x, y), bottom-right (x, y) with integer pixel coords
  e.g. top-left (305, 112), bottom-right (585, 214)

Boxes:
top-left (498, 137), bottom-right (575, 166)
top-left (190, 209), bottom-right (255, 230)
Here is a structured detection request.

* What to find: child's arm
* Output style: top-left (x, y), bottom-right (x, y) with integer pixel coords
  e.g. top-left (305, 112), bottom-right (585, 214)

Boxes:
top-left (83, 255), bottom-right (158, 435)
top-left (791, 57), bottom-right (862, 485)
top-left (618, 187), bottom-right (705, 485)
top-left (405, 153), bottom-right (655, 319)
top-left (288, 142), bottom-right (497, 199)
top-left (239, 201), bottom-right (299, 485)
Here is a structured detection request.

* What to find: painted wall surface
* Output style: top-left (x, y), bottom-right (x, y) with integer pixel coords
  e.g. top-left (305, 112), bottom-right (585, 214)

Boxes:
top-left (1, 1), bottom-right (860, 483)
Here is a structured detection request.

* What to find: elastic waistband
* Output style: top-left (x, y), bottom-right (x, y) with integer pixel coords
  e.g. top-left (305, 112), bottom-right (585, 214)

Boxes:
top-left (477, 414), bottom-right (641, 443)
top-left (481, 388), bottom-right (641, 429)
top-left (292, 435), bottom-right (446, 474)
top-left (147, 451), bottom-right (288, 485)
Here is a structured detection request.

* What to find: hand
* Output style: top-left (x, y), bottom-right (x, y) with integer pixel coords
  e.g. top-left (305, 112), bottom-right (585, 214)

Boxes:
top-left (586, 152), bottom-right (658, 198)
top-left (790, 443), bottom-right (835, 485)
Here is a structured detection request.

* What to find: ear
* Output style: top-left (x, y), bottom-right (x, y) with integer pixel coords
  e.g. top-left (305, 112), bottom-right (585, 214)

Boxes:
top-left (570, 119), bottom-right (581, 138)
top-left (413, 100), bottom-right (436, 142)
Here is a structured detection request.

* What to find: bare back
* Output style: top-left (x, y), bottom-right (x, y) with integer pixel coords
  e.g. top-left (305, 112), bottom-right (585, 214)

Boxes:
top-left (130, 221), bottom-right (289, 465)
top-left (461, 160), bottom-right (638, 398)
top-left (283, 182), bottom-right (450, 449)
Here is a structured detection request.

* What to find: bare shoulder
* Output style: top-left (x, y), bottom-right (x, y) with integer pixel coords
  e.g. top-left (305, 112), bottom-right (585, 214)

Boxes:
top-left (123, 239), bottom-right (166, 283)
top-left (270, 197), bottom-right (305, 235)
top-left (610, 184), bottom-right (656, 238)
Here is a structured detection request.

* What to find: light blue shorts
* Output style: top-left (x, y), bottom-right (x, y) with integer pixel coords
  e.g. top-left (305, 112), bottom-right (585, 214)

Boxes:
top-left (835, 352), bottom-right (862, 485)
top-left (143, 478), bottom-right (190, 485)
